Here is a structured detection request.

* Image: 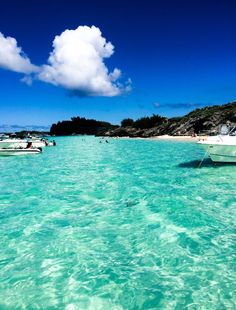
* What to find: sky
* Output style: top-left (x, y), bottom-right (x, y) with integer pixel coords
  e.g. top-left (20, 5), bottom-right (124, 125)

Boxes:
top-left (0, 0), bottom-right (236, 129)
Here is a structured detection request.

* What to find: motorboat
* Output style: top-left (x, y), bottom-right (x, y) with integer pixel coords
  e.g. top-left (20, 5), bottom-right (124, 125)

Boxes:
top-left (0, 138), bottom-right (47, 149)
top-left (29, 138), bottom-right (47, 148)
top-left (198, 125), bottom-right (236, 162)
top-left (0, 138), bottom-right (27, 148)
top-left (0, 138), bottom-right (44, 156)
top-left (0, 148), bottom-right (42, 156)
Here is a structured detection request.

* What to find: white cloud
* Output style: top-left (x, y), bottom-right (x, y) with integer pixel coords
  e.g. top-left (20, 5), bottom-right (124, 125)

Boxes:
top-left (0, 32), bottom-right (38, 74)
top-left (38, 26), bottom-right (130, 96)
top-left (0, 26), bottom-right (131, 97)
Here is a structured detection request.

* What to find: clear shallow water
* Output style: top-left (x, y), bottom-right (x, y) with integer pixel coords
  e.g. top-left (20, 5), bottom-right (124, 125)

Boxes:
top-left (0, 136), bottom-right (236, 309)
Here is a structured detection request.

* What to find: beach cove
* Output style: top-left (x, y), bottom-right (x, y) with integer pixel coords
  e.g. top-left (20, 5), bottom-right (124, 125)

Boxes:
top-left (0, 136), bottom-right (235, 309)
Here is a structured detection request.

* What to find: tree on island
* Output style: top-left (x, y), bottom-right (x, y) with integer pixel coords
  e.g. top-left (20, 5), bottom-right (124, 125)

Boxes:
top-left (121, 118), bottom-right (134, 127)
top-left (50, 116), bottom-right (116, 135)
top-left (121, 114), bottom-right (167, 129)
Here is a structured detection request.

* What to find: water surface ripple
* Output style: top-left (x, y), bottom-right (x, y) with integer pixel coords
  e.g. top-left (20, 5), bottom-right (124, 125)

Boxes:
top-left (0, 137), bottom-right (235, 309)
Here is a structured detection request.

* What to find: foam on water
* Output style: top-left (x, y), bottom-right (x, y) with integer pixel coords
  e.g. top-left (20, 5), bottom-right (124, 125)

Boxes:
top-left (0, 136), bottom-right (236, 309)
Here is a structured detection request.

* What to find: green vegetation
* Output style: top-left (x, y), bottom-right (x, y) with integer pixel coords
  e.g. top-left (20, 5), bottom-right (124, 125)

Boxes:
top-left (50, 116), bottom-right (116, 135)
top-left (121, 118), bottom-right (134, 127)
top-left (121, 114), bottom-right (167, 129)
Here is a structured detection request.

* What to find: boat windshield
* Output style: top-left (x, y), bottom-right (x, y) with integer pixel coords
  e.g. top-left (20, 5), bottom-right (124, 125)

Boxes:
top-left (219, 124), bottom-right (236, 136)
top-left (229, 127), bottom-right (236, 136)
top-left (219, 124), bottom-right (230, 135)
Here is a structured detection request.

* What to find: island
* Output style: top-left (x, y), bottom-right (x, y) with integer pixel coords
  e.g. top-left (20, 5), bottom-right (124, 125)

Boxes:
top-left (50, 102), bottom-right (236, 137)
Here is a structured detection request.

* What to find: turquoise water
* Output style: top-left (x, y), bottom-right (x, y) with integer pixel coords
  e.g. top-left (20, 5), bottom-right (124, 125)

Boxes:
top-left (0, 136), bottom-right (236, 309)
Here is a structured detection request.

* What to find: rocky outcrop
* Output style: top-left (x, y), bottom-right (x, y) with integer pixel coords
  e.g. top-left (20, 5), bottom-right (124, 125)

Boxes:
top-left (103, 126), bottom-right (144, 137)
top-left (101, 102), bottom-right (236, 137)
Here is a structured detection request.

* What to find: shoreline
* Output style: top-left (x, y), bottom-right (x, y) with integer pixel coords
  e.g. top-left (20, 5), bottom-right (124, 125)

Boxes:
top-left (149, 135), bottom-right (205, 141)
top-left (113, 135), bottom-right (207, 142)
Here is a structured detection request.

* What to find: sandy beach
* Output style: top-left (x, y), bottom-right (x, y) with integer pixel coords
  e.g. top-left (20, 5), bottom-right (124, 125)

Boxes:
top-left (149, 135), bottom-right (206, 141)
top-left (116, 135), bottom-right (208, 142)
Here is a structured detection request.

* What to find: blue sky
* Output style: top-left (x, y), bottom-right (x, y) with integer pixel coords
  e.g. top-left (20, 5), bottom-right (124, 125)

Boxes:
top-left (0, 0), bottom-right (236, 128)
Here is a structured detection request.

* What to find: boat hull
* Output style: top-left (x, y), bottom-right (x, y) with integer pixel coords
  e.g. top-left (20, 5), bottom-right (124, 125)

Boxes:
top-left (199, 143), bottom-right (236, 162)
top-left (0, 148), bottom-right (42, 156)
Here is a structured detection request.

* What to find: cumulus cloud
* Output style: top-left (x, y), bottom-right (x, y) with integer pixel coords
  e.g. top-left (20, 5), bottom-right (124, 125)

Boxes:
top-left (0, 32), bottom-right (38, 74)
top-left (0, 26), bottom-right (131, 97)
top-left (38, 26), bottom-right (130, 96)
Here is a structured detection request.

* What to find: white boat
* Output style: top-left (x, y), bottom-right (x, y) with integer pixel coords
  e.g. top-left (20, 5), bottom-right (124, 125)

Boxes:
top-left (198, 125), bottom-right (236, 162)
top-left (28, 139), bottom-right (47, 148)
top-left (0, 139), bottom-right (27, 148)
top-left (0, 148), bottom-right (42, 156)
top-left (0, 138), bottom-right (46, 149)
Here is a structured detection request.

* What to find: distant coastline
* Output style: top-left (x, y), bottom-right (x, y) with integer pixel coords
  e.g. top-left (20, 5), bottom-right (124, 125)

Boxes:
top-left (0, 124), bottom-right (50, 133)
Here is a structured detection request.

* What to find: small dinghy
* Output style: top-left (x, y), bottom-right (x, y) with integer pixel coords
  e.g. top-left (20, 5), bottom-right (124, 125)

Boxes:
top-left (0, 148), bottom-right (42, 156)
